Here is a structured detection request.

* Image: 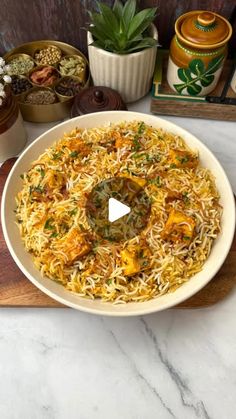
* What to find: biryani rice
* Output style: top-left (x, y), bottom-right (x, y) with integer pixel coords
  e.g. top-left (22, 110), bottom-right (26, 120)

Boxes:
top-left (15, 121), bottom-right (222, 303)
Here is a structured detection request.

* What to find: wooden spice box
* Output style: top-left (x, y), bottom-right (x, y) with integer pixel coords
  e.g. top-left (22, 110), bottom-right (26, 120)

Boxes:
top-left (151, 50), bottom-right (236, 121)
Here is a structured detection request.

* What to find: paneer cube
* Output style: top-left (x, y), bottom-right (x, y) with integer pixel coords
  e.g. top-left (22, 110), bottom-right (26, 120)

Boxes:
top-left (120, 245), bottom-right (151, 276)
top-left (161, 209), bottom-right (195, 243)
top-left (57, 228), bottom-right (91, 264)
top-left (120, 248), bottom-right (140, 276)
top-left (169, 149), bottom-right (198, 169)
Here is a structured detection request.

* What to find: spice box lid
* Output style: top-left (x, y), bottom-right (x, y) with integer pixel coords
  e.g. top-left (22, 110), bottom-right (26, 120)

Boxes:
top-left (71, 86), bottom-right (127, 117)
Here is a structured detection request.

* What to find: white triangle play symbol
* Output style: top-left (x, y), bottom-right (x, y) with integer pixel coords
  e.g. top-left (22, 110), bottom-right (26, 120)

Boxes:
top-left (108, 198), bottom-right (130, 223)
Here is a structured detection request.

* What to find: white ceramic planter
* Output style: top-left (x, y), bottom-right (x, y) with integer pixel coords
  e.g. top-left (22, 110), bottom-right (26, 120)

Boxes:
top-left (87, 24), bottom-right (158, 103)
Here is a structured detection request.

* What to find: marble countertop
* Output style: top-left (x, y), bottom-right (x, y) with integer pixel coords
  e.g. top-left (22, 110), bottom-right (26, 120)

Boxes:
top-left (0, 96), bottom-right (236, 419)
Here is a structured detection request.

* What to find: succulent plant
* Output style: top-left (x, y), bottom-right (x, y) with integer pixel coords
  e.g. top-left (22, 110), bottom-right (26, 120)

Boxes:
top-left (88, 0), bottom-right (157, 54)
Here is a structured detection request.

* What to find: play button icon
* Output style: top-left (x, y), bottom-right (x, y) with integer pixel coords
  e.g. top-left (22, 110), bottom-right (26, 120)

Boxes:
top-left (108, 198), bottom-right (130, 222)
top-left (86, 177), bottom-right (151, 242)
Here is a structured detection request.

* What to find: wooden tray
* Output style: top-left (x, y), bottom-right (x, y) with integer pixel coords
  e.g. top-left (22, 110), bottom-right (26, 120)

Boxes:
top-left (0, 159), bottom-right (235, 308)
top-left (151, 50), bottom-right (236, 121)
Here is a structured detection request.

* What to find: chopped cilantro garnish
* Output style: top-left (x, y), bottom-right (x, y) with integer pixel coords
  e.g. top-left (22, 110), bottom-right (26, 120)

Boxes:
top-left (107, 279), bottom-right (112, 285)
top-left (29, 185), bottom-right (44, 195)
top-left (50, 232), bottom-right (58, 238)
top-left (176, 155), bottom-right (189, 164)
top-left (44, 218), bottom-right (54, 230)
top-left (138, 122), bottom-right (145, 134)
top-left (148, 176), bottom-right (161, 187)
top-left (69, 208), bottom-right (78, 216)
top-left (170, 163), bottom-right (177, 169)
top-left (34, 186), bottom-right (44, 194)
top-left (183, 236), bottom-right (191, 240)
top-left (70, 151), bottom-right (79, 158)
top-left (142, 260), bottom-right (149, 267)
top-left (52, 151), bottom-right (62, 160)
top-left (132, 137), bottom-right (141, 151)
top-left (182, 192), bottom-right (189, 204)
top-left (132, 153), bottom-right (145, 159)
top-left (20, 174), bottom-right (24, 179)
top-left (39, 168), bottom-right (45, 178)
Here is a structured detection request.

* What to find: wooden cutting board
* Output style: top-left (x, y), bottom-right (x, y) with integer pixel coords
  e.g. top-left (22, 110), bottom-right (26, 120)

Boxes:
top-left (0, 159), bottom-right (235, 308)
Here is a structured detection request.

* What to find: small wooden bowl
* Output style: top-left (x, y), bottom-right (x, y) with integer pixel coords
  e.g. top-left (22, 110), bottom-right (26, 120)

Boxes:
top-left (21, 86), bottom-right (58, 105)
top-left (54, 76), bottom-right (84, 101)
top-left (6, 53), bottom-right (35, 76)
top-left (10, 75), bottom-right (33, 99)
top-left (58, 54), bottom-right (86, 83)
top-left (34, 44), bottom-right (62, 66)
top-left (29, 65), bottom-right (60, 87)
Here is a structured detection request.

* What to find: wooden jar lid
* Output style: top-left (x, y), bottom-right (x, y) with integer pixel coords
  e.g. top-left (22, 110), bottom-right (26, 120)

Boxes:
top-left (71, 86), bottom-right (127, 117)
top-left (176, 10), bottom-right (232, 48)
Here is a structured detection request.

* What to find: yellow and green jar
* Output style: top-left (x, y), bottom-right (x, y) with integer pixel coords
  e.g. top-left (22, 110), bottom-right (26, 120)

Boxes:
top-left (167, 11), bottom-right (232, 96)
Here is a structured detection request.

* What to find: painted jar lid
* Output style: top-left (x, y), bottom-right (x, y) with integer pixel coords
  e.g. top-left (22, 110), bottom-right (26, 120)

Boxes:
top-left (71, 86), bottom-right (127, 117)
top-left (176, 10), bottom-right (232, 49)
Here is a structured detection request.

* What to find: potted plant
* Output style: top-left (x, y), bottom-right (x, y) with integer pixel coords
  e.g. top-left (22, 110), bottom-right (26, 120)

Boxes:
top-left (87, 0), bottom-right (158, 103)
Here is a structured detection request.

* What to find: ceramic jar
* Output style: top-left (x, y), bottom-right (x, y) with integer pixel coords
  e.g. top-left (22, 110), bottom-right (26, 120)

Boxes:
top-left (167, 11), bottom-right (232, 96)
top-left (88, 24), bottom-right (158, 103)
top-left (230, 69), bottom-right (236, 94)
top-left (0, 87), bottom-right (27, 161)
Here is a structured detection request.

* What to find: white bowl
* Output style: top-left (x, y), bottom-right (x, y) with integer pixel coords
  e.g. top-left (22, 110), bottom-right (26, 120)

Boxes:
top-left (1, 111), bottom-right (235, 316)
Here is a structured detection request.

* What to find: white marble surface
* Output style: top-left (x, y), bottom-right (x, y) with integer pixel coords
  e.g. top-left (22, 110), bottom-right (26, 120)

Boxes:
top-left (0, 95), bottom-right (236, 419)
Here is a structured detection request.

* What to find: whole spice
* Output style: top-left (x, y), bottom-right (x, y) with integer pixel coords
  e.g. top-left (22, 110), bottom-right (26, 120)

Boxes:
top-left (34, 46), bottom-right (62, 65)
top-left (7, 56), bottom-right (34, 76)
top-left (10, 75), bottom-right (32, 95)
top-left (30, 66), bottom-right (59, 86)
top-left (24, 89), bottom-right (57, 105)
top-left (55, 77), bottom-right (83, 96)
top-left (59, 56), bottom-right (86, 81)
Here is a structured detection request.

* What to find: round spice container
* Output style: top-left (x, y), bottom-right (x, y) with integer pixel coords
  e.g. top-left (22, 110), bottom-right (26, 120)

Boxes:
top-left (23, 87), bottom-right (57, 105)
top-left (167, 11), bottom-right (232, 96)
top-left (29, 65), bottom-right (60, 87)
top-left (34, 45), bottom-right (62, 66)
top-left (0, 86), bottom-right (27, 161)
top-left (10, 75), bottom-right (32, 96)
top-left (6, 53), bottom-right (35, 76)
top-left (71, 86), bottom-right (127, 117)
top-left (55, 76), bottom-right (83, 100)
top-left (58, 55), bottom-right (86, 83)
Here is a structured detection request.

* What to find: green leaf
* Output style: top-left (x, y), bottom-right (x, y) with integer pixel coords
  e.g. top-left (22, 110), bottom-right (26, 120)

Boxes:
top-left (177, 68), bottom-right (194, 83)
top-left (124, 37), bottom-right (157, 53)
top-left (127, 8), bottom-right (156, 40)
top-left (98, 3), bottom-right (120, 34)
top-left (206, 54), bottom-right (224, 74)
top-left (186, 83), bottom-right (201, 95)
top-left (70, 151), bottom-right (79, 158)
top-left (89, 13), bottom-right (118, 42)
top-left (123, 0), bottom-right (136, 28)
top-left (113, 0), bottom-right (123, 19)
top-left (188, 59), bottom-right (205, 76)
top-left (44, 218), bottom-right (54, 230)
top-left (201, 74), bottom-right (214, 87)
